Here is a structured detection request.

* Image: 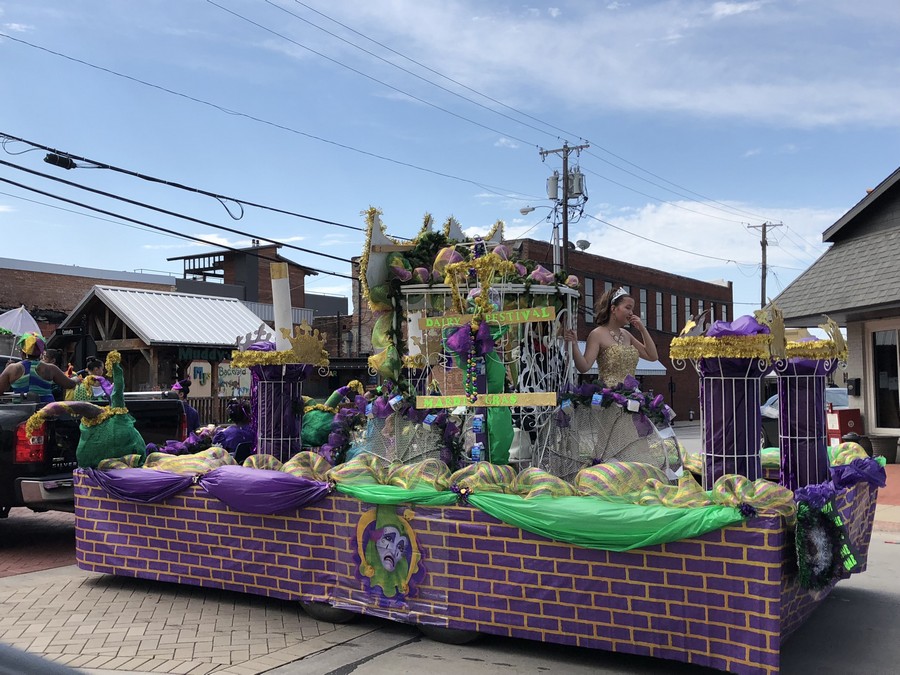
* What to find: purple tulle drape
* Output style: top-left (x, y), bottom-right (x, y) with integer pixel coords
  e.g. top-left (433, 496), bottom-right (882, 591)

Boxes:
top-left (831, 457), bottom-right (887, 490)
top-left (776, 357), bottom-right (834, 490)
top-left (84, 468), bottom-right (195, 503)
top-left (81, 466), bottom-right (332, 514)
top-left (698, 316), bottom-right (772, 486)
top-left (199, 465), bottom-right (332, 514)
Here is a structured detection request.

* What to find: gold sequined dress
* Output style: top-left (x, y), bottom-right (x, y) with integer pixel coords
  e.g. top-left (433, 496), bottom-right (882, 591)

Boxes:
top-left (581, 344), bottom-right (681, 474)
top-left (597, 344), bottom-right (640, 387)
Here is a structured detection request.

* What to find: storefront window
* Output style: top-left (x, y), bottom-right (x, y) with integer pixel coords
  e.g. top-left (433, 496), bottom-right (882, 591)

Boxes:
top-left (873, 330), bottom-right (900, 429)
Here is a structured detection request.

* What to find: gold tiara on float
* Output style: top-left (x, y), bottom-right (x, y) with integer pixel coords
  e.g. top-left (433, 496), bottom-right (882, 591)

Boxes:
top-left (230, 321), bottom-right (330, 367)
top-left (281, 322), bottom-right (330, 366)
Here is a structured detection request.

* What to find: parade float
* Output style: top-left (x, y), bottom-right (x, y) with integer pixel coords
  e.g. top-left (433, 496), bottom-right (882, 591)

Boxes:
top-left (68, 208), bottom-right (884, 675)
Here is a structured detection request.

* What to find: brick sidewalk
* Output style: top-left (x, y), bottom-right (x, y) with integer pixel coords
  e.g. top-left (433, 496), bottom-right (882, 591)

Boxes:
top-left (0, 509), bottom-right (76, 578)
top-left (878, 463), bottom-right (900, 505)
top-left (0, 464), bottom-right (895, 673)
top-left (0, 567), bottom-right (362, 674)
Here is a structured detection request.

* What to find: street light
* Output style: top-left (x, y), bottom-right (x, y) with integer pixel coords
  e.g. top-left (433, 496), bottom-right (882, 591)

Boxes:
top-left (517, 204), bottom-right (563, 272)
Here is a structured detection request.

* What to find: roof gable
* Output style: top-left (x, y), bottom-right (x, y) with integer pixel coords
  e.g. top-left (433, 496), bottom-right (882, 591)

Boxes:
top-left (60, 286), bottom-right (268, 347)
top-left (772, 228), bottom-right (900, 324)
top-left (823, 166), bottom-right (900, 242)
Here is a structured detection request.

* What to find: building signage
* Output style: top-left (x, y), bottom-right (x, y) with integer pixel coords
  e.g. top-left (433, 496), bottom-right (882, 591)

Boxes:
top-left (217, 364), bottom-right (252, 398)
top-left (178, 347), bottom-right (233, 362)
top-left (188, 360), bottom-right (212, 397)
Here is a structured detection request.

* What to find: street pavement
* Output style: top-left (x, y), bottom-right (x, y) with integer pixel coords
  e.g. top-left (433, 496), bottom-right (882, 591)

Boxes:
top-left (0, 425), bottom-right (897, 674)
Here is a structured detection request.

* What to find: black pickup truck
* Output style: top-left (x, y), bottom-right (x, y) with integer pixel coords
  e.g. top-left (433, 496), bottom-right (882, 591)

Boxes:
top-left (0, 393), bottom-right (187, 517)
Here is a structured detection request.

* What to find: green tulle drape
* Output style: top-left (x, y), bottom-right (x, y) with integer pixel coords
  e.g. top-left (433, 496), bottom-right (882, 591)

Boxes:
top-left (334, 482), bottom-right (743, 552)
top-left (485, 350), bottom-right (513, 465)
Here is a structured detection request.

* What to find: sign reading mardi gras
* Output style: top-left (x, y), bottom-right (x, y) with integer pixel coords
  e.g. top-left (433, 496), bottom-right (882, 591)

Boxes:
top-left (415, 392), bottom-right (557, 409)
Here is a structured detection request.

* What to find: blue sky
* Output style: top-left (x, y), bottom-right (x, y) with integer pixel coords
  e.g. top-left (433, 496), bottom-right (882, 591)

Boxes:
top-left (1, 0), bottom-right (898, 319)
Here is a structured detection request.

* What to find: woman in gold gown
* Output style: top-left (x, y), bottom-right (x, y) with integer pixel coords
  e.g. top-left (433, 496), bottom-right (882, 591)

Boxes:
top-left (565, 285), bottom-right (679, 474)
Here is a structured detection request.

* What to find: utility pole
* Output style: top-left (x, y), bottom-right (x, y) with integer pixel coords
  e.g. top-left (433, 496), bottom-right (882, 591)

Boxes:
top-left (747, 221), bottom-right (781, 309)
top-left (540, 142), bottom-right (589, 272)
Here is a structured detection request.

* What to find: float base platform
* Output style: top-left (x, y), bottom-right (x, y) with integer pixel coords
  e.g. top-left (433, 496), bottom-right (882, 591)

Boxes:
top-left (75, 473), bottom-right (876, 675)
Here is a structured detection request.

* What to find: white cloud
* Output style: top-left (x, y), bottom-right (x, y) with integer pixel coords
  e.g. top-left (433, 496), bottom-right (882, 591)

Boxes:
top-left (323, 2), bottom-right (900, 129)
top-left (494, 137), bottom-right (519, 149)
top-left (2, 22), bottom-right (31, 32)
top-left (571, 200), bottom-right (838, 303)
top-left (708, 2), bottom-right (764, 19)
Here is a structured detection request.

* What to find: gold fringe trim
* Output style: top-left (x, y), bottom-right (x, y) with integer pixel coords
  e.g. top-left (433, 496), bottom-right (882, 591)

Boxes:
top-left (81, 407), bottom-right (129, 427)
top-left (669, 334), bottom-right (773, 360)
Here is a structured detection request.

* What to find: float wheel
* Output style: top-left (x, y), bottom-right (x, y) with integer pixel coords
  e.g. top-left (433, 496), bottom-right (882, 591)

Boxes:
top-left (299, 601), bottom-right (358, 624)
top-left (417, 624), bottom-right (481, 645)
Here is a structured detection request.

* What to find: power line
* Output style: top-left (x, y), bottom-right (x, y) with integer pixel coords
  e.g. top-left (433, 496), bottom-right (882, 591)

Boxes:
top-left (583, 212), bottom-right (750, 266)
top-left (275, 2), bottom-right (779, 226)
top-left (0, 157), bottom-right (355, 266)
top-left (0, 32), bottom-right (539, 203)
top-left (210, 0), bottom-right (545, 150)
top-left (0, 130), bottom-right (350, 233)
top-left (1, 26), bottom-right (798, 258)
top-left (781, 223), bottom-right (828, 255)
top-left (283, 1), bottom-right (777, 225)
top-left (583, 148), bottom-right (773, 223)
top-left (582, 167), bottom-right (750, 225)
top-left (0, 173), bottom-right (354, 280)
top-left (0, 189), bottom-right (187, 242)
top-left (266, 0), bottom-right (570, 145)
top-left (582, 154), bottom-right (764, 224)
top-left (260, 1), bottom-right (776, 230)
top-left (583, 212), bottom-right (805, 272)
top-left (1, 20), bottom-right (810, 264)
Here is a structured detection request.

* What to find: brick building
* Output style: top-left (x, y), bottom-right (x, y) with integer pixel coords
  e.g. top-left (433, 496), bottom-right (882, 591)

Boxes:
top-left (507, 239), bottom-right (734, 420)
top-left (0, 257), bottom-right (176, 337)
top-left (0, 248), bottom-right (338, 397)
top-left (167, 243), bottom-right (314, 306)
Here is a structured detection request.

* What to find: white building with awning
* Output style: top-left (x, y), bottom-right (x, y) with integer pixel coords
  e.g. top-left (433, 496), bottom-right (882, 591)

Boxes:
top-left (577, 341), bottom-right (667, 377)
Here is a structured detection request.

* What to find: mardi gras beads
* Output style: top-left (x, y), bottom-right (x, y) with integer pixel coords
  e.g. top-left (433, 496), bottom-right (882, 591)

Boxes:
top-left (465, 321), bottom-right (479, 403)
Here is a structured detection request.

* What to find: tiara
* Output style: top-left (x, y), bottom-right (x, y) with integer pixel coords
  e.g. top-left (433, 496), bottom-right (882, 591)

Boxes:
top-left (610, 287), bottom-right (629, 304)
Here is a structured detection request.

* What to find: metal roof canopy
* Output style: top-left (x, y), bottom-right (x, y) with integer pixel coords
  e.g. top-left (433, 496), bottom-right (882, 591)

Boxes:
top-left (58, 285), bottom-right (268, 347)
top-left (576, 341), bottom-right (667, 376)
